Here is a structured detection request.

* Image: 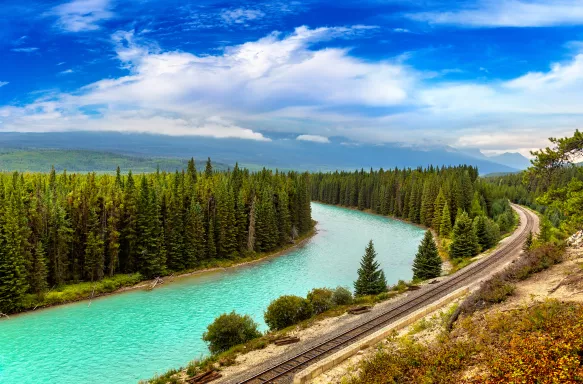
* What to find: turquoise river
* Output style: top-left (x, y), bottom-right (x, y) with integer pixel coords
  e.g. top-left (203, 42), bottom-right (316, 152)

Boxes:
top-left (0, 203), bottom-right (424, 384)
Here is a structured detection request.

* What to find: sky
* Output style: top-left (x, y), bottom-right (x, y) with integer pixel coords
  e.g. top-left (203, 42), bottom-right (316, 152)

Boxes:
top-left (1, 0), bottom-right (583, 156)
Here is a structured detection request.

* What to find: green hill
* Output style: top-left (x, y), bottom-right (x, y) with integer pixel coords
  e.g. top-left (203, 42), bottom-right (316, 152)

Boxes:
top-left (0, 149), bottom-right (229, 173)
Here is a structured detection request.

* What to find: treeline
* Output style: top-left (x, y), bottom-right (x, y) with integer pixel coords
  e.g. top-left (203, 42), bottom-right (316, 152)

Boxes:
top-left (484, 130), bottom-right (583, 238)
top-left (311, 165), bottom-right (516, 244)
top-left (0, 160), bottom-right (312, 313)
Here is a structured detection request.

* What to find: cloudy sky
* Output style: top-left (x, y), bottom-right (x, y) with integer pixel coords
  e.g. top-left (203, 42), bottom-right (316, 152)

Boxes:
top-left (1, 0), bottom-right (583, 156)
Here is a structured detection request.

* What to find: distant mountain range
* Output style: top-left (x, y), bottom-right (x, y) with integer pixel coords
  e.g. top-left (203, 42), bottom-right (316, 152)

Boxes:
top-left (0, 132), bottom-right (531, 174)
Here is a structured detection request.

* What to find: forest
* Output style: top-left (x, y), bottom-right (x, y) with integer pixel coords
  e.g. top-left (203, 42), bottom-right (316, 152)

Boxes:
top-left (311, 165), bottom-right (517, 259)
top-left (0, 159), bottom-right (313, 314)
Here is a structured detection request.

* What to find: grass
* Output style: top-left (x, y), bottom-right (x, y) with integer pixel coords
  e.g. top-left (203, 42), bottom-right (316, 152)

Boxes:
top-left (347, 300), bottom-right (583, 384)
top-left (20, 273), bottom-right (143, 311)
top-left (460, 243), bottom-right (564, 316)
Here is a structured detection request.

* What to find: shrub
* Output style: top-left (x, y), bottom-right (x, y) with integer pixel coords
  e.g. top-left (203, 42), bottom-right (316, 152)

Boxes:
top-left (202, 311), bottom-right (262, 354)
top-left (306, 288), bottom-right (334, 314)
top-left (264, 295), bottom-right (313, 330)
top-left (331, 286), bottom-right (353, 306)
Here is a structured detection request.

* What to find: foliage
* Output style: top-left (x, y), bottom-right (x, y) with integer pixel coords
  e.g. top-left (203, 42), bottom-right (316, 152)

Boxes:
top-left (347, 300), bottom-right (583, 384)
top-left (412, 230), bottom-right (442, 280)
top-left (202, 311), bottom-right (262, 354)
top-left (331, 286), bottom-right (353, 306)
top-left (306, 288), bottom-right (334, 314)
top-left (354, 240), bottom-right (388, 296)
top-left (460, 244), bottom-right (564, 315)
top-left (0, 162), bottom-right (313, 313)
top-left (449, 211), bottom-right (479, 259)
top-left (264, 295), bottom-right (313, 331)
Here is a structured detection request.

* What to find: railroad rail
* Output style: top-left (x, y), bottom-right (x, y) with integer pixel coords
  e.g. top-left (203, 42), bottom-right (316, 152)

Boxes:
top-left (234, 204), bottom-right (535, 384)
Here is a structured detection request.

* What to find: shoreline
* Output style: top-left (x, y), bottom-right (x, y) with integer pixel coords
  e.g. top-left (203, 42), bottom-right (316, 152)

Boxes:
top-left (8, 225), bottom-right (318, 318)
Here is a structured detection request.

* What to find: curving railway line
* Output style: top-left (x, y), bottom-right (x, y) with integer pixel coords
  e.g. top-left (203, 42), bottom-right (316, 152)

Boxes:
top-left (233, 204), bottom-right (536, 384)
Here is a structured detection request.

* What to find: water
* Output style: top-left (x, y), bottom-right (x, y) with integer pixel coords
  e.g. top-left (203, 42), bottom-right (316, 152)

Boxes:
top-left (0, 203), bottom-right (424, 384)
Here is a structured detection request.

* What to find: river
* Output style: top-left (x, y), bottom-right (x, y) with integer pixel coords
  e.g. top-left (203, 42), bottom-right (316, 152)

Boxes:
top-left (0, 203), bottom-right (424, 384)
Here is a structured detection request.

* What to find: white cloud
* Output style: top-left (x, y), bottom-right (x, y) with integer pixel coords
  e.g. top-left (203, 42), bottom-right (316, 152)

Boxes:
top-left (2, 26), bottom-right (583, 153)
top-left (59, 69), bottom-right (75, 75)
top-left (11, 47), bottom-right (39, 53)
top-left (410, 0), bottom-right (583, 27)
top-left (0, 82), bottom-right (8, 88)
top-left (221, 8), bottom-right (265, 25)
top-left (50, 0), bottom-right (113, 32)
top-left (296, 134), bottom-right (330, 143)
top-left (393, 28), bottom-right (411, 33)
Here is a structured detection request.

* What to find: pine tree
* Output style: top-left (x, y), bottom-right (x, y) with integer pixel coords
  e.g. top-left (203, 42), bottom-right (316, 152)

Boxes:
top-left (354, 240), bottom-right (387, 296)
top-left (85, 208), bottom-right (105, 282)
top-left (523, 231), bottom-right (533, 251)
top-left (30, 242), bottom-right (48, 294)
top-left (412, 230), bottom-right (442, 280)
top-left (205, 157), bottom-right (213, 177)
top-left (440, 204), bottom-right (453, 237)
top-left (473, 215), bottom-right (489, 251)
top-left (450, 211), bottom-right (479, 259)
top-left (0, 192), bottom-right (30, 313)
top-left (432, 189), bottom-right (446, 232)
top-left (470, 191), bottom-right (484, 218)
top-left (184, 201), bottom-right (205, 267)
top-left (187, 157), bottom-right (197, 184)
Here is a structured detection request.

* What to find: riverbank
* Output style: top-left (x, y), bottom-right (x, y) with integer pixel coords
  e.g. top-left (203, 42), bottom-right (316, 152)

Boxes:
top-left (12, 225), bottom-right (318, 317)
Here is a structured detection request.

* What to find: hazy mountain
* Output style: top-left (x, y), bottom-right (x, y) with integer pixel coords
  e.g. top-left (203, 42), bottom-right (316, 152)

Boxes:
top-left (487, 152), bottom-right (531, 170)
top-left (0, 132), bottom-right (519, 175)
top-left (456, 147), bottom-right (530, 171)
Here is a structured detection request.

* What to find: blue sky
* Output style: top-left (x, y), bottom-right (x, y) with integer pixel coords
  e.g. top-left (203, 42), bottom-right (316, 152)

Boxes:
top-left (1, 0), bottom-right (583, 156)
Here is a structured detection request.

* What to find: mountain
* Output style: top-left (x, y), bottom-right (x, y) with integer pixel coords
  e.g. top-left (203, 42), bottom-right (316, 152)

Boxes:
top-left (487, 152), bottom-right (531, 170)
top-left (456, 147), bottom-right (530, 171)
top-left (0, 132), bottom-right (518, 175)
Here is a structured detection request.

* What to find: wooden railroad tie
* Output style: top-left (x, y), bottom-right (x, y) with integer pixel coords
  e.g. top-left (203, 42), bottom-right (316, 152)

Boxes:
top-left (274, 336), bottom-right (300, 346)
top-left (187, 370), bottom-right (222, 384)
top-left (347, 306), bottom-right (372, 315)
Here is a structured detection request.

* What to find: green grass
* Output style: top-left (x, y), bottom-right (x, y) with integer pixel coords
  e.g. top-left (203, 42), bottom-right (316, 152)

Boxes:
top-left (21, 273), bottom-right (143, 311)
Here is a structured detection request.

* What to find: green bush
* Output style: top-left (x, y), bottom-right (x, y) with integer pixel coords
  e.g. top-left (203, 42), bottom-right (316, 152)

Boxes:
top-left (202, 311), bottom-right (262, 354)
top-left (331, 286), bottom-right (353, 306)
top-left (264, 295), bottom-right (313, 330)
top-left (307, 288), bottom-right (334, 314)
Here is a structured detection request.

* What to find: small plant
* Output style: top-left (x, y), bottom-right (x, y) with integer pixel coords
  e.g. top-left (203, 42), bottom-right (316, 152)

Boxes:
top-left (331, 286), bottom-right (353, 305)
top-left (307, 288), bottom-right (334, 314)
top-left (202, 311), bottom-right (262, 354)
top-left (264, 295), bottom-right (313, 330)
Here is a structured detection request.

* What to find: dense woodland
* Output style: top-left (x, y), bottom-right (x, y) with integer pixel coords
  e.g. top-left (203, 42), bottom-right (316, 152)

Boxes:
top-left (311, 165), bottom-right (516, 251)
top-left (0, 159), bottom-right (312, 313)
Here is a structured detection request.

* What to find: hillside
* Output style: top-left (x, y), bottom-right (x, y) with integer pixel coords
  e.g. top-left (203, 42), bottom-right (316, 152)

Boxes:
top-left (0, 132), bottom-right (518, 175)
top-left (0, 149), bottom-right (228, 173)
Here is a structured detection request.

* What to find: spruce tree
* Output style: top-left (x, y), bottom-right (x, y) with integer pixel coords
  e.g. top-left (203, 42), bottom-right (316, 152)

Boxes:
top-left (473, 215), bottom-right (489, 251)
top-left (523, 231), bottom-right (533, 251)
top-left (432, 189), bottom-right (446, 232)
top-left (0, 192), bottom-right (30, 313)
top-left (440, 204), bottom-right (453, 237)
top-left (450, 211), bottom-right (479, 259)
top-left (205, 157), bottom-right (213, 177)
top-left (412, 230), bottom-right (442, 280)
top-left (354, 240), bottom-right (387, 296)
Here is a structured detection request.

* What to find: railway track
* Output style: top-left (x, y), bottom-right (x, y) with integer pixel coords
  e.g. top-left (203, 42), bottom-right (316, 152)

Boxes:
top-left (235, 204), bottom-right (536, 384)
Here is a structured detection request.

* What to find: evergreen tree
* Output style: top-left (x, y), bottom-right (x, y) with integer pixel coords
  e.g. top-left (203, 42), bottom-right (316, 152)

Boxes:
top-left (412, 230), bottom-right (442, 280)
top-left (440, 204), bottom-right (453, 237)
top-left (523, 231), bottom-right (533, 251)
top-left (187, 157), bottom-right (197, 184)
top-left (450, 211), bottom-right (480, 259)
top-left (432, 189), bottom-right (446, 232)
top-left (470, 191), bottom-right (484, 218)
top-left (473, 215), bottom-right (489, 252)
top-left (354, 240), bottom-right (387, 296)
top-left (205, 157), bottom-right (213, 177)
top-left (85, 208), bottom-right (105, 282)
top-left (0, 192), bottom-right (30, 313)
top-left (30, 242), bottom-right (48, 294)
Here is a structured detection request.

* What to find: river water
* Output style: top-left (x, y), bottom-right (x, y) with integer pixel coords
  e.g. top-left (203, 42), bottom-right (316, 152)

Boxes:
top-left (0, 203), bottom-right (424, 384)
